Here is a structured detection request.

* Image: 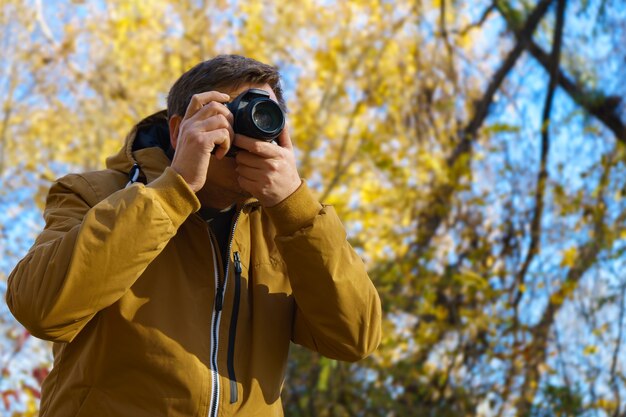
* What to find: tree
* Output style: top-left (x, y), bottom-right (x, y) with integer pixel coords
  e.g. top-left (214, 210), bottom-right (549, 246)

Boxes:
top-left (1, 0), bottom-right (625, 415)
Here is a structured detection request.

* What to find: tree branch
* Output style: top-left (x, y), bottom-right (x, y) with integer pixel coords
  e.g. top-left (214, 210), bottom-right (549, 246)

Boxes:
top-left (312, 13), bottom-right (414, 199)
top-left (610, 283), bottom-right (626, 417)
top-left (412, 0), bottom-right (556, 259)
top-left (515, 153), bottom-right (619, 416)
top-left (513, 0), bottom-right (566, 312)
top-left (527, 41), bottom-right (626, 144)
top-left (319, 100), bottom-right (365, 202)
top-left (0, 63), bottom-right (18, 175)
top-left (498, 2), bottom-right (626, 144)
top-left (455, 3), bottom-right (497, 36)
top-left (439, 0), bottom-right (458, 89)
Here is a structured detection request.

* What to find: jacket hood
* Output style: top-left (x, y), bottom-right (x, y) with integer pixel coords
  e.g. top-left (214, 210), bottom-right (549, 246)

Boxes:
top-left (106, 110), bottom-right (174, 184)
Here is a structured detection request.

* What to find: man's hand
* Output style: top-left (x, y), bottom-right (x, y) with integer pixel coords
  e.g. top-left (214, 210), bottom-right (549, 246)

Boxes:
top-left (234, 124), bottom-right (302, 207)
top-left (170, 91), bottom-right (234, 192)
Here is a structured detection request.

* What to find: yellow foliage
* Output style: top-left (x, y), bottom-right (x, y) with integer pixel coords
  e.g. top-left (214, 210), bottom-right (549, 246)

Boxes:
top-left (594, 397), bottom-right (618, 410)
top-left (560, 247), bottom-right (577, 268)
top-left (4, 1), bottom-right (616, 414)
top-left (582, 345), bottom-right (598, 355)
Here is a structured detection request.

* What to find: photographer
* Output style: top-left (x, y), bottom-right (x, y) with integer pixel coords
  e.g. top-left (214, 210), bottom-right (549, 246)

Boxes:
top-left (6, 54), bottom-right (381, 417)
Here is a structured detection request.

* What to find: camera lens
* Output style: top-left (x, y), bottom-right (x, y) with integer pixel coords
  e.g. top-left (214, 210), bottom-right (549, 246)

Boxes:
top-left (251, 101), bottom-right (283, 133)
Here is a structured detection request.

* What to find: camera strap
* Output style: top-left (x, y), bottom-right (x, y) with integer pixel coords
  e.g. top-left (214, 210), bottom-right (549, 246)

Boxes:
top-left (125, 163), bottom-right (141, 188)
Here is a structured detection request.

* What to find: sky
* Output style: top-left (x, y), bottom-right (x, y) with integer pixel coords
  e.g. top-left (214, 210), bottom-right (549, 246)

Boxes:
top-left (1, 0), bottom-right (625, 416)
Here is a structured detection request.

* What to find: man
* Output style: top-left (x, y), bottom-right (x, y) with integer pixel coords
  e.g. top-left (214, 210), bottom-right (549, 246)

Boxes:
top-left (6, 54), bottom-right (381, 416)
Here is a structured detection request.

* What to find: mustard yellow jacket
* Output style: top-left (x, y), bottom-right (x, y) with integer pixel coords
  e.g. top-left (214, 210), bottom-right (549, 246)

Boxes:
top-left (6, 112), bottom-right (381, 417)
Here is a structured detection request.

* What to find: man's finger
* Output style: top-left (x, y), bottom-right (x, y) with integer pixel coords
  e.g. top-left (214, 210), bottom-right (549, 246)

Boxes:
top-left (194, 114), bottom-right (235, 139)
top-left (206, 129), bottom-right (232, 159)
top-left (183, 91), bottom-right (230, 120)
top-left (275, 121), bottom-right (293, 150)
top-left (235, 164), bottom-right (263, 181)
top-left (234, 135), bottom-right (279, 158)
top-left (191, 101), bottom-right (234, 125)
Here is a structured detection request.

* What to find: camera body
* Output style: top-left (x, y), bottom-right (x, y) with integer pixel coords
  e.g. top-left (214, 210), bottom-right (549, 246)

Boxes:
top-left (226, 88), bottom-right (285, 142)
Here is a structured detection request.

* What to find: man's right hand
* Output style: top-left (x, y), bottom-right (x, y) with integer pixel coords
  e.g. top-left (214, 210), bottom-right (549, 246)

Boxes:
top-left (169, 91), bottom-right (234, 192)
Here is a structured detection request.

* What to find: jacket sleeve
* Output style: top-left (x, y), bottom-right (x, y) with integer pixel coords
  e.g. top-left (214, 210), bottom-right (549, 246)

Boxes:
top-left (6, 167), bottom-right (200, 343)
top-left (265, 182), bottom-right (382, 362)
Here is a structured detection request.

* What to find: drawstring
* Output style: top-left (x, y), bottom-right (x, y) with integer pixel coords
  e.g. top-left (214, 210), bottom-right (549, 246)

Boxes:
top-left (125, 163), bottom-right (141, 188)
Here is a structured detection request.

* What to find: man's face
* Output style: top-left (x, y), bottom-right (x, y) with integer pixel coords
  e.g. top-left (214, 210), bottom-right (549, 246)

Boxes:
top-left (171, 82), bottom-right (279, 207)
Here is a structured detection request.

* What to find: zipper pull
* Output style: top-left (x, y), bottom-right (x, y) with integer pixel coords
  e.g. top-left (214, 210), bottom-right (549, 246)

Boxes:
top-left (234, 251), bottom-right (242, 275)
top-left (215, 287), bottom-right (224, 312)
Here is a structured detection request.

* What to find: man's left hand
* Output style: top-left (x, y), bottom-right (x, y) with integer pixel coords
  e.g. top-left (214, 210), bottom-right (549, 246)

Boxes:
top-left (234, 124), bottom-right (302, 207)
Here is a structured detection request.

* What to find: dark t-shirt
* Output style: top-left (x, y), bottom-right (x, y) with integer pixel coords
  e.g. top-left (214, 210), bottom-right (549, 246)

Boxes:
top-left (198, 205), bottom-right (236, 269)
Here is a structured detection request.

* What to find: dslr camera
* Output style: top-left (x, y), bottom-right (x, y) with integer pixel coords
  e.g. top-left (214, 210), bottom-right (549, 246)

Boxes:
top-left (224, 88), bottom-right (285, 156)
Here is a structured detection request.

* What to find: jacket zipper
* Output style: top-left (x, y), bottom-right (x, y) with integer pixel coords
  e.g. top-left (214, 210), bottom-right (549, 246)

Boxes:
top-left (223, 205), bottom-right (248, 404)
top-left (207, 235), bottom-right (223, 417)
top-left (206, 204), bottom-right (250, 415)
top-left (227, 251), bottom-right (242, 403)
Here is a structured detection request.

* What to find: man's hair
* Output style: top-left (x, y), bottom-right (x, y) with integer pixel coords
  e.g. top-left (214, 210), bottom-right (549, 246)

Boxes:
top-left (167, 54), bottom-right (286, 118)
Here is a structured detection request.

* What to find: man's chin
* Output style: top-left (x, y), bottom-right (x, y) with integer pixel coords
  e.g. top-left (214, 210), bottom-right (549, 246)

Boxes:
top-left (197, 180), bottom-right (254, 207)
top-left (226, 181), bottom-right (252, 198)
top-left (238, 189), bottom-right (253, 198)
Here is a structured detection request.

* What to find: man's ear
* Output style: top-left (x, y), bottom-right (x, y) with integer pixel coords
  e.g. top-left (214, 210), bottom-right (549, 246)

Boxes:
top-left (168, 115), bottom-right (182, 149)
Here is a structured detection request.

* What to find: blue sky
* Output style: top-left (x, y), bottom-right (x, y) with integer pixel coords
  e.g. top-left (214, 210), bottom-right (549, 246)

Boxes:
top-left (1, 0), bottom-right (625, 416)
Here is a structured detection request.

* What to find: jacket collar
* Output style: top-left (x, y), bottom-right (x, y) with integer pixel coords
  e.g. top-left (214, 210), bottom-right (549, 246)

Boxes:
top-left (105, 110), bottom-right (173, 184)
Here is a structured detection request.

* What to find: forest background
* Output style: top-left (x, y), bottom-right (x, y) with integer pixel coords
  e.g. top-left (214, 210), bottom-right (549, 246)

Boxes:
top-left (1, 0), bottom-right (625, 416)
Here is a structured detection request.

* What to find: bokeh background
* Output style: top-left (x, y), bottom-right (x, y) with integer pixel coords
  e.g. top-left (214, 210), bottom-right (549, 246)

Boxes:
top-left (1, 0), bottom-right (625, 416)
